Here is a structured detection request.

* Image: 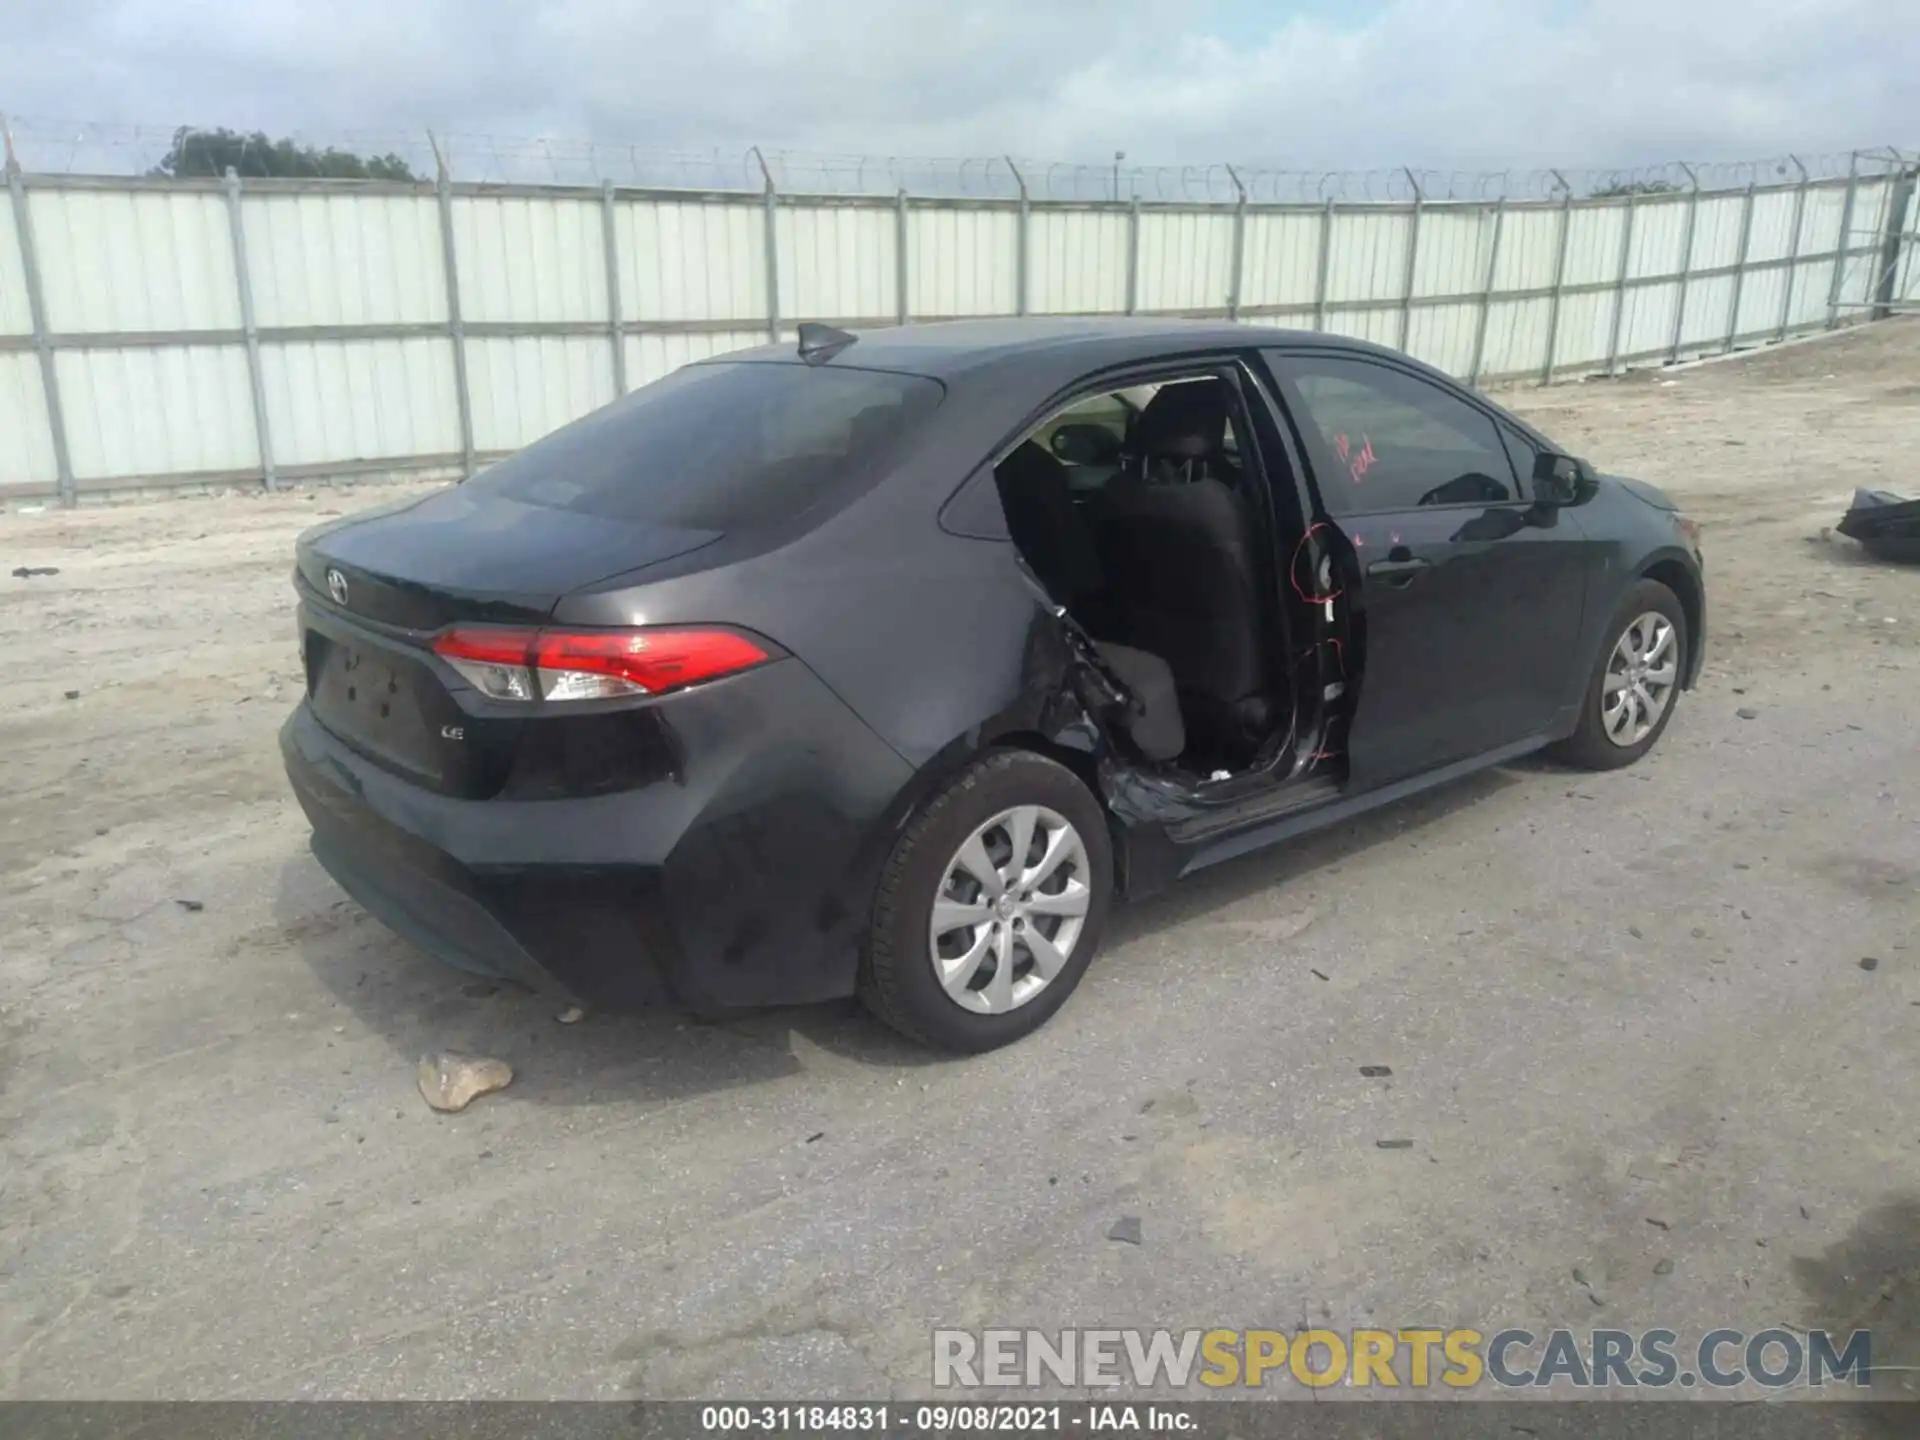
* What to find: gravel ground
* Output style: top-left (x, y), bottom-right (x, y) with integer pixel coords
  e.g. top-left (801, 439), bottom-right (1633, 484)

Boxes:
top-left (1, 320), bottom-right (1917, 1405)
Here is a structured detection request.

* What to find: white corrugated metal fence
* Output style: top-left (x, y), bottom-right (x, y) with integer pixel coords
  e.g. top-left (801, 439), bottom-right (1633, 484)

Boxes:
top-left (2, 153), bottom-right (1917, 501)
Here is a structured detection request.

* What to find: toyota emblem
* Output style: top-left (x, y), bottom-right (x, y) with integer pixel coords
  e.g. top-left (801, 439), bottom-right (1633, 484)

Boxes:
top-left (325, 568), bottom-right (349, 606)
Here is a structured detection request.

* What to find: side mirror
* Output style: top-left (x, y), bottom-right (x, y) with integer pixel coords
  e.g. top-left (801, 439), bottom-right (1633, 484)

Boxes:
top-left (1049, 422), bottom-right (1122, 467)
top-left (1533, 452), bottom-right (1596, 505)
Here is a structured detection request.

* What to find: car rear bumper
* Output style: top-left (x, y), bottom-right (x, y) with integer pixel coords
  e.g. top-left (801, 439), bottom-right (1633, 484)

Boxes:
top-left (279, 658), bottom-right (917, 1010)
top-left (283, 703), bottom-right (679, 1005)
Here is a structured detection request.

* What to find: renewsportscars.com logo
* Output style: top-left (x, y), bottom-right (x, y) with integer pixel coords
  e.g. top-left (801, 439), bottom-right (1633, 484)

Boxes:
top-left (932, 1328), bottom-right (1873, 1391)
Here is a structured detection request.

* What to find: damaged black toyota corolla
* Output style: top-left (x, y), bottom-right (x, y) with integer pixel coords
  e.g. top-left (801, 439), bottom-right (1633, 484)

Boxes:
top-left (282, 319), bottom-right (1706, 1052)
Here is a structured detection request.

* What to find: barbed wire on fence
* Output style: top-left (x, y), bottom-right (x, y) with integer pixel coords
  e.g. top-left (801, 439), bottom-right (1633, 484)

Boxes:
top-left (1, 116), bottom-right (1910, 202)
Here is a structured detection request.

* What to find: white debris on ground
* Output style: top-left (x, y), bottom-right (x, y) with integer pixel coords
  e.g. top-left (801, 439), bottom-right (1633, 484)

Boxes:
top-left (415, 1052), bottom-right (514, 1113)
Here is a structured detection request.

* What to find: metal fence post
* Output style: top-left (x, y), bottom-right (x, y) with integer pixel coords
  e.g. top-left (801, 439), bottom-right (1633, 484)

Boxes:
top-left (1904, 161), bottom-right (1920, 307)
top-left (600, 180), bottom-right (628, 395)
top-left (1468, 198), bottom-right (1505, 386)
top-left (221, 168), bottom-right (277, 490)
top-left (894, 189), bottom-right (910, 326)
top-left (1006, 156), bottom-right (1030, 317)
top-left (1827, 151), bottom-right (1861, 328)
top-left (1125, 194), bottom-right (1141, 316)
top-left (428, 134), bottom-right (476, 479)
top-left (1724, 181), bottom-right (1757, 352)
top-left (1668, 162), bottom-right (1700, 364)
top-left (1398, 168), bottom-right (1423, 353)
top-left (3, 118), bottom-right (75, 506)
top-left (751, 147), bottom-right (781, 341)
top-left (1901, 161), bottom-right (1920, 306)
top-left (1604, 193), bottom-right (1637, 376)
top-left (1225, 164), bottom-right (1247, 321)
top-left (1896, 152), bottom-right (1912, 311)
top-left (1312, 196), bottom-right (1336, 332)
top-left (1539, 173), bottom-right (1574, 384)
top-left (1872, 154), bottom-right (1917, 321)
top-left (1776, 156), bottom-right (1809, 341)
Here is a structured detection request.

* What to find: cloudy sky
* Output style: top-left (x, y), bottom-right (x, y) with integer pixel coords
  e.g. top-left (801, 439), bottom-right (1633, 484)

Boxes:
top-left (2, 0), bottom-right (1915, 176)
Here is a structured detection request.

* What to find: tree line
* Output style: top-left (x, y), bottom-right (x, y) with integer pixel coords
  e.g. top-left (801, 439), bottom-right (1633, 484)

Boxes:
top-left (150, 126), bottom-right (420, 181)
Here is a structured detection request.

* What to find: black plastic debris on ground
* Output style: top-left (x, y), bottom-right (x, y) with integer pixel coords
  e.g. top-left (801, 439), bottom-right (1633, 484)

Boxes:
top-left (1836, 488), bottom-right (1920, 563)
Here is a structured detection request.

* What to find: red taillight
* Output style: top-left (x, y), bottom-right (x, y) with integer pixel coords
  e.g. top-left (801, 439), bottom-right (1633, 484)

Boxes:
top-left (434, 627), bottom-right (542, 668)
top-left (432, 626), bottom-right (774, 703)
top-left (531, 628), bottom-right (773, 695)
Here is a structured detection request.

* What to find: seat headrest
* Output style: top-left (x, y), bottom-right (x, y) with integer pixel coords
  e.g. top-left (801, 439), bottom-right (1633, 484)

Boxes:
top-left (1132, 379), bottom-right (1231, 461)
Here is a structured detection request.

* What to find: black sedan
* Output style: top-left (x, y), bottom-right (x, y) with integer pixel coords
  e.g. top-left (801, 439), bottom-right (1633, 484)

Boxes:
top-left (282, 318), bottom-right (1705, 1052)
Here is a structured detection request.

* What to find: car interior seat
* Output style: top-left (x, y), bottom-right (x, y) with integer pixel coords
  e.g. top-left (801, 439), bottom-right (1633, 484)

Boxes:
top-left (1091, 379), bottom-right (1272, 760)
top-left (991, 441), bottom-right (1190, 761)
top-left (992, 440), bottom-right (1106, 611)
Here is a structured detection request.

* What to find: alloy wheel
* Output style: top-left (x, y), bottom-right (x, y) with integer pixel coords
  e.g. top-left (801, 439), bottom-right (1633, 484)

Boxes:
top-left (927, 805), bottom-right (1091, 1014)
top-left (1601, 611), bottom-right (1678, 747)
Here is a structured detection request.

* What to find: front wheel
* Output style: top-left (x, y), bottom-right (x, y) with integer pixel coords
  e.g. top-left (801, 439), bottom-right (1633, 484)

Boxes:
top-left (859, 750), bottom-right (1113, 1053)
top-left (1551, 578), bottom-right (1688, 771)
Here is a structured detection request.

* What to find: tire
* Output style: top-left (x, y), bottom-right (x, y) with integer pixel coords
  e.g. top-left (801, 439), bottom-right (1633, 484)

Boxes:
top-left (1551, 578), bottom-right (1688, 772)
top-left (859, 750), bottom-right (1113, 1053)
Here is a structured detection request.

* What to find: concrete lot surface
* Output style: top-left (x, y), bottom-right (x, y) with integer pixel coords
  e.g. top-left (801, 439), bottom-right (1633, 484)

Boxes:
top-left (1, 322), bottom-right (1917, 1402)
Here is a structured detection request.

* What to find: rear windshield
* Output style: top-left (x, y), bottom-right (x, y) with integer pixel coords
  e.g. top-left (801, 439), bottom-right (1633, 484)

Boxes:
top-left (468, 361), bottom-right (943, 530)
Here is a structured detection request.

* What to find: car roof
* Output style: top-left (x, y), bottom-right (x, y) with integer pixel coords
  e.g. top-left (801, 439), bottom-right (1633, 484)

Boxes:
top-left (696, 317), bottom-right (1559, 454)
top-left (707, 317), bottom-right (1411, 382)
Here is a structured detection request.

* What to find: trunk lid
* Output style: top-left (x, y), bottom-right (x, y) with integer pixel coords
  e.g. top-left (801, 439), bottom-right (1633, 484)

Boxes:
top-left (295, 486), bottom-right (721, 797)
top-left (295, 485), bottom-right (721, 630)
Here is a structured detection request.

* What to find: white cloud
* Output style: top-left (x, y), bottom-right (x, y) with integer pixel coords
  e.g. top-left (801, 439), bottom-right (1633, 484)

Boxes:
top-left (2, 0), bottom-right (1914, 178)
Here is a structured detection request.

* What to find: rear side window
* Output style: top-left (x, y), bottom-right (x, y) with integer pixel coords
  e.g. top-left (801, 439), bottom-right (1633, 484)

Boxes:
top-left (469, 362), bottom-right (943, 530)
top-left (1269, 353), bottom-right (1518, 516)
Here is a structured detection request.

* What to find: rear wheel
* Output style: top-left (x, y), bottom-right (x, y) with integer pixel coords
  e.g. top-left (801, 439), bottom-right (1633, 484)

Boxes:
top-left (1552, 578), bottom-right (1687, 771)
top-left (860, 751), bottom-right (1112, 1052)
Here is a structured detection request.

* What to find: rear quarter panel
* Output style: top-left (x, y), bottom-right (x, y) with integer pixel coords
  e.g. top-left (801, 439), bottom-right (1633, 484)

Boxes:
top-left (552, 365), bottom-right (1091, 772)
top-left (550, 417), bottom-right (1114, 971)
top-left (553, 490), bottom-right (1058, 771)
